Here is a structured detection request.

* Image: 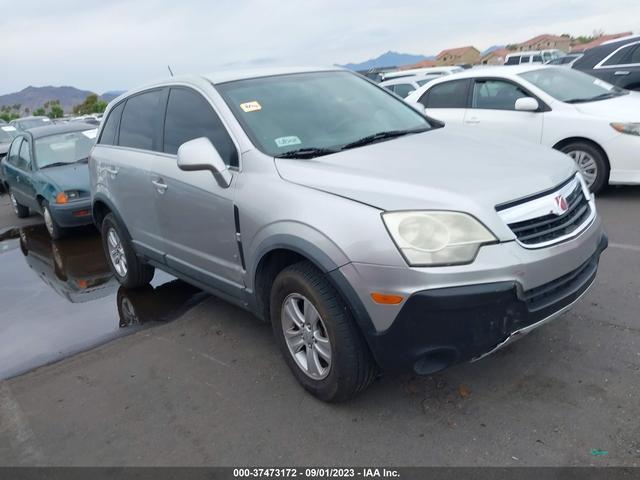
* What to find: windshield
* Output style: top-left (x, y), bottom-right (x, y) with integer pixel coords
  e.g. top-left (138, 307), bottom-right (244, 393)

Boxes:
top-left (34, 129), bottom-right (97, 169)
top-left (216, 71), bottom-right (431, 157)
top-left (0, 126), bottom-right (18, 143)
top-left (520, 67), bottom-right (627, 103)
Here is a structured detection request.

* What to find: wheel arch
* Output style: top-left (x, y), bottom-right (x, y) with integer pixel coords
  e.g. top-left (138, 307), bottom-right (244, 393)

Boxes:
top-left (251, 237), bottom-right (378, 350)
top-left (552, 136), bottom-right (611, 172)
top-left (92, 194), bottom-right (133, 240)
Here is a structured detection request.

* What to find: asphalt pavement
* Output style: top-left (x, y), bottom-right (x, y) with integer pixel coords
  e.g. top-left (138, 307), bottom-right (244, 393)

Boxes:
top-left (0, 187), bottom-right (638, 466)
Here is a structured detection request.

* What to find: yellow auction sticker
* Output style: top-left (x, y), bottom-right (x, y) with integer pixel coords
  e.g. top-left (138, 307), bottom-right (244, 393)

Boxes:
top-left (240, 101), bottom-right (262, 113)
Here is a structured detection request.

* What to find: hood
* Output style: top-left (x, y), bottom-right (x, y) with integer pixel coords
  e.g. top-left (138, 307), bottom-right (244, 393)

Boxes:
top-left (275, 129), bottom-right (576, 214)
top-left (572, 92), bottom-right (640, 122)
top-left (39, 163), bottom-right (90, 191)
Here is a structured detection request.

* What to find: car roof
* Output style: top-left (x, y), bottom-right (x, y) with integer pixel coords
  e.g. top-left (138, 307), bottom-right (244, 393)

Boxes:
top-left (24, 122), bottom-right (96, 140)
top-left (428, 64), bottom-right (551, 80)
top-left (380, 74), bottom-right (439, 86)
top-left (107, 66), bottom-right (347, 104)
top-left (11, 116), bottom-right (49, 122)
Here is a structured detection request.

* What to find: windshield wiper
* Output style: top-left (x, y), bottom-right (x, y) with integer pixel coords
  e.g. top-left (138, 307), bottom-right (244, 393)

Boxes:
top-left (41, 162), bottom-right (73, 169)
top-left (340, 128), bottom-right (430, 151)
top-left (565, 91), bottom-right (627, 104)
top-left (274, 147), bottom-right (338, 159)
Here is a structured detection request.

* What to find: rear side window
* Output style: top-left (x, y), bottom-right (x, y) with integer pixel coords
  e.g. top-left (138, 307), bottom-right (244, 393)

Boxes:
top-left (99, 102), bottom-right (123, 145)
top-left (163, 88), bottom-right (238, 166)
top-left (505, 56), bottom-right (520, 65)
top-left (532, 55), bottom-right (543, 62)
top-left (420, 80), bottom-right (469, 108)
top-left (119, 90), bottom-right (164, 151)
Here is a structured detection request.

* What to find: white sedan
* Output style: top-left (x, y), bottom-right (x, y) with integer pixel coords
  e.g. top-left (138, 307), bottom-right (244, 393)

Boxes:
top-left (405, 65), bottom-right (640, 192)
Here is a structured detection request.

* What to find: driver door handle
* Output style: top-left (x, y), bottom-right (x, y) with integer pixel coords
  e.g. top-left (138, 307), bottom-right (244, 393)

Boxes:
top-left (105, 166), bottom-right (119, 176)
top-left (465, 117), bottom-right (481, 124)
top-left (614, 71), bottom-right (630, 76)
top-left (152, 179), bottom-right (168, 194)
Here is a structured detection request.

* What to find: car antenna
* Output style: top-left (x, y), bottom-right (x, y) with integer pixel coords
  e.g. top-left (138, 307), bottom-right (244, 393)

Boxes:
top-left (167, 65), bottom-right (174, 77)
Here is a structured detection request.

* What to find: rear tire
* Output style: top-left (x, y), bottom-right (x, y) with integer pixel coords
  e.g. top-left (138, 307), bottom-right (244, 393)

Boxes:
top-left (101, 213), bottom-right (154, 288)
top-left (9, 190), bottom-right (29, 218)
top-left (558, 141), bottom-right (608, 194)
top-left (270, 261), bottom-right (377, 402)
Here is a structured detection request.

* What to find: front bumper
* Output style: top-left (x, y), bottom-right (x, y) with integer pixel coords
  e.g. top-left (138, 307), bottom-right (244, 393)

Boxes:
top-left (48, 199), bottom-right (94, 228)
top-left (337, 221), bottom-right (607, 375)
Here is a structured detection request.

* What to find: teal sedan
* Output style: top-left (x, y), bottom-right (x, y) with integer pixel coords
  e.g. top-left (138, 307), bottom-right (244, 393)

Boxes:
top-left (2, 123), bottom-right (98, 239)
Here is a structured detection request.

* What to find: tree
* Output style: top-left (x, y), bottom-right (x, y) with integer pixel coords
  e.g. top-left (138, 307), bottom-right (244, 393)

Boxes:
top-left (73, 94), bottom-right (107, 115)
top-left (48, 104), bottom-right (64, 118)
top-left (33, 107), bottom-right (46, 116)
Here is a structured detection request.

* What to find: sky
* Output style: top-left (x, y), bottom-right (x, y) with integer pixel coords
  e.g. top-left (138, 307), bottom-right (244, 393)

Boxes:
top-left (0, 0), bottom-right (638, 94)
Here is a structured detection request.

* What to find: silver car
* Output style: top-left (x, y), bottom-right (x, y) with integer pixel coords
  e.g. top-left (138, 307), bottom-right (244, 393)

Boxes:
top-left (89, 67), bottom-right (607, 401)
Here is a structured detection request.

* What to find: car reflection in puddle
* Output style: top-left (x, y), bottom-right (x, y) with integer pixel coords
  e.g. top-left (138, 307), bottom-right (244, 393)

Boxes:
top-left (0, 225), bottom-right (207, 380)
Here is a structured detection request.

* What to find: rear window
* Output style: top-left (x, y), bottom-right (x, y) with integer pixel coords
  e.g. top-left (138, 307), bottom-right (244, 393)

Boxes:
top-left (505, 56), bottom-right (520, 65)
top-left (118, 90), bottom-right (164, 151)
top-left (420, 80), bottom-right (469, 108)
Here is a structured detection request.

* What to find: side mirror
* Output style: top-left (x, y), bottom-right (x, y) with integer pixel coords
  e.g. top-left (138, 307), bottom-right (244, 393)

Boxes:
top-left (515, 97), bottom-right (539, 112)
top-left (177, 137), bottom-right (232, 188)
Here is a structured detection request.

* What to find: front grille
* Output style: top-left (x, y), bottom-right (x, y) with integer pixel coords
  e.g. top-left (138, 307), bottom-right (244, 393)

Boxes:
top-left (498, 177), bottom-right (593, 247)
top-left (523, 251), bottom-right (599, 313)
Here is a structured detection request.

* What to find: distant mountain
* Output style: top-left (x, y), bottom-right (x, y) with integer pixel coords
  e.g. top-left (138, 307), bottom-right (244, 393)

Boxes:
top-left (339, 51), bottom-right (435, 71)
top-left (0, 86), bottom-right (122, 114)
top-left (480, 45), bottom-right (506, 57)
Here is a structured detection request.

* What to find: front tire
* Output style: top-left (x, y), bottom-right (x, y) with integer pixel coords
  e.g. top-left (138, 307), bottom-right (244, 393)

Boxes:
top-left (559, 142), bottom-right (608, 194)
top-left (9, 190), bottom-right (29, 218)
top-left (42, 201), bottom-right (65, 240)
top-left (101, 213), bottom-right (154, 288)
top-left (270, 261), bottom-right (377, 402)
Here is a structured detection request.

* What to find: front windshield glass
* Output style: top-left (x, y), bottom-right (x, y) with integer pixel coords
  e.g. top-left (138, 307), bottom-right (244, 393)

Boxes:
top-left (35, 129), bottom-right (97, 169)
top-left (216, 71), bottom-right (431, 157)
top-left (0, 126), bottom-right (18, 143)
top-left (520, 67), bottom-right (628, 103)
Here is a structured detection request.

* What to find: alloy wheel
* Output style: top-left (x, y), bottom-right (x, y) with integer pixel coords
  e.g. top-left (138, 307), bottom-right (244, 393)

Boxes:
top-left (107, 227), bottom-right (128, 278)
top-left (10, 192), bottom-right (19, 215)
top-left (43, 206), bottom-right (55, 237)
top-left (281, 293), bottom-right (332, 380)
top-left (567, 149), bottom-right (598, 188)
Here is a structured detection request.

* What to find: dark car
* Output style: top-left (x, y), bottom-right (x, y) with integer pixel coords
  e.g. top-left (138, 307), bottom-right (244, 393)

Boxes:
top-left (572, 35), bottom-right (640, 91)
top-left (0, 124), bottom-right (20, 191)
top-left (2, 123), bottom-right (98, 238)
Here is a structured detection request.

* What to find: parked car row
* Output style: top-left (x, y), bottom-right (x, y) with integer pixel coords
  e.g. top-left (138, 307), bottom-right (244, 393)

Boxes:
top-left (1, 64), bottom-right (621, 402)
top-left (404, 65), bottom-right (640, 193)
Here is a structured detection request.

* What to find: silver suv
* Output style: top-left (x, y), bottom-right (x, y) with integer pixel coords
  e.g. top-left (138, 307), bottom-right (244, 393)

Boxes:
top-left (90, 67), bottom-right (607, 401)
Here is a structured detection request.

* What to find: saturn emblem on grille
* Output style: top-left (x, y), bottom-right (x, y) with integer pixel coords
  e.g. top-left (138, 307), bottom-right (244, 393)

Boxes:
top-left (554, 195), bottom-right (568, 214)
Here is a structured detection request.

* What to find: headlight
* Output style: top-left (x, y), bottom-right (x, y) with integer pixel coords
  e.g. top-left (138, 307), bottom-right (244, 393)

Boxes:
top-left (611, 123), bottom-right (640, 136)
top-left (55, 190), bottom-right (81, 204)
top-left (382, 211), bottom-right (497, 266)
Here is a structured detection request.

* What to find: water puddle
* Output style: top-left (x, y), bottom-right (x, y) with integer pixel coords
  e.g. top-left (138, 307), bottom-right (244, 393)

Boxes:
top-left (0, 225), bottom-right (207, 379)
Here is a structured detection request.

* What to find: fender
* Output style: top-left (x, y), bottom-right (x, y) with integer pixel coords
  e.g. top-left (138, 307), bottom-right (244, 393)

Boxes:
top-left (249, 231), bottom-right (379, 347)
